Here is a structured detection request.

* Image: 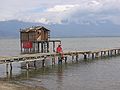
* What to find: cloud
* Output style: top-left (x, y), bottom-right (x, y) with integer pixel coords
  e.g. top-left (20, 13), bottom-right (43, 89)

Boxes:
top-left (1, 0), bottom-right (120, 25)
top-left (47, 5), bottom-right (79, 12)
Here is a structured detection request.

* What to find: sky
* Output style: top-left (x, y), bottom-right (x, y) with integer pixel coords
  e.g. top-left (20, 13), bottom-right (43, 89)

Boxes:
top-left (1, 0), bottom-right (120, 25)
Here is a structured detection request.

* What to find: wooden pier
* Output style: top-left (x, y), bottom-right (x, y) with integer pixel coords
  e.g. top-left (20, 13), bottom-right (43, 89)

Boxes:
top-left (0, 48), bottom-right (120, 68)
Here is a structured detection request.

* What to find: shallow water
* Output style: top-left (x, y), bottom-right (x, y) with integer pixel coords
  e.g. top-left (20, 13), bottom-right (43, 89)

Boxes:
top-left (1, 37), bottom-right (120, 90)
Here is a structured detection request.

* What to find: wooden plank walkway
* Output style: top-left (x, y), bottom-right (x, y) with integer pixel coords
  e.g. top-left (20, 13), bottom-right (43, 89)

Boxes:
top-left (0, 48), bottom-right (120, 64)
top-left (1, 48), bottom-right (120, 79)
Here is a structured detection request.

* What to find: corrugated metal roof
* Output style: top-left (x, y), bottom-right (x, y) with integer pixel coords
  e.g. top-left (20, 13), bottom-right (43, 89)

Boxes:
top-left (20, 26), bottom-right (50, 32)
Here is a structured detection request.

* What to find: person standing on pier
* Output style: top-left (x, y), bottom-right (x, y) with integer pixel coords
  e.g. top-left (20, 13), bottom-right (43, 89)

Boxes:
top-left (56, 44), bottom-right (64, 64)
top-left (56, 44), bottom-right (63, 53)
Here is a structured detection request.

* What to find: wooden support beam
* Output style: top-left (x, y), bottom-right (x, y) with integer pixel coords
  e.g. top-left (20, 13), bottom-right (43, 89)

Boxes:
top-left (76, 54), bottom-right (79, 61)
top-left (72, 55), bottom-right (74, 61)
top-left (41, 42), bottom-right (44, 53)
top-left (118, 49), bottom-right (120, 54)
top-left (101, 51), bottom-right (103, 57)
top-left (115, 50), bottom-right (117, 55)
top-left (110, 50), bottom-right (113, 56)
top-left (95, 52), bottom-right (99, 58)
top-left (92, 53), bottom-right (94, 59)
top-left (10, 62), bottom-right (12, 71)
top-left (47, 41), bottom-right (49, 52)
top-left (108, 51), bottom-right (110, 56)
top-left (34, 60), bottom-right (37, 69)
top-left (84, 53), bottom-right (87, 60)
top-left (42, 58), bottom-right (46, 67)
top-left (65, 56), bottom-right (67, 63)
top-left (37, 42), bottom-right (40, 53)
top-left (52, 57), bottom-right (55, 65)
top-left (26, 62), bottom-right (29, 70)
top-left (53, 41), bottom-right (55, 52)
top-left (6, 63), bottom-right (9, 78)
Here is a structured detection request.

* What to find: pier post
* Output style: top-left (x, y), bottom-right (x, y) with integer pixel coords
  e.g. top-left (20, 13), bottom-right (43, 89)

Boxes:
top-left (88, 53), bottom-right (90, 58)
top-left (95, 52), bottom-right (99, 58)
top-left (65, 56), bottom-right (67, 63)
top-left (108, 51), bottom-right (110, 56)
top-left (72, 55), bottom-right (74, 61)
top-left (53, 41), bottom-right (55, 52)
top-left (10, 63), bottom-right (13, 79)
top-left (33, 60), bottom-right (37, 69)
top-left (26, 62), bottom-right (29, 70)
top-left (47, 41), bottom-right (49, 52)
top-left (42, 57), bottom-right (46, 67)
top-left (10, 62), bottom-right (12, 71)
top-left (115, 49), bottom-right (117, 55)
top-left (52, 57), bottom-right (55, 65)
top-left (103, 51), bottom-right (106, 56)
top-left (92, 53), bottom-right (94, 59)
top-left (41, 42), bottom-right (44, 53)
top-left (118, 49), bottom-right (120, 54)
top-left (110, 50), bottom-right (113, 56)
top-left (6, 63), bottom-right (9, 79)
top-left (101, 51), bottom-right (103, 57)
top-left (76, 54), bottom-right (79, 62)
top-left (37, 42), bottom-right (40, 53)
top-left (84, 53), bottom-right (87, 60)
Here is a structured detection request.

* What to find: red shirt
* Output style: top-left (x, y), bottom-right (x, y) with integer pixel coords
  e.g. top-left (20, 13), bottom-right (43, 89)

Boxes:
top-left (56, 47), bottom-right (62, 53)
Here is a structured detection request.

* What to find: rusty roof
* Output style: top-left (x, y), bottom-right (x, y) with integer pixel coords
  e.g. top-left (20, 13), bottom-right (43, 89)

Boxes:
top-left (20, 26), bottom-right (50, 32)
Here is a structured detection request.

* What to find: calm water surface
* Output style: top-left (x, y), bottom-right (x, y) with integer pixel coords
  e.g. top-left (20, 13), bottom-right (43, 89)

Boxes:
top-left (1, 37), bottom-right (120, 90)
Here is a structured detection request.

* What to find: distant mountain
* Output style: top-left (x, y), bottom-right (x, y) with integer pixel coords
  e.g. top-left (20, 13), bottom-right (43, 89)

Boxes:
top-left (50, 22), bottom-right (120, 37)
top-left (0, 20), bottom-right (120, 38)
top-left (0, 20), bottom-right (45, 38)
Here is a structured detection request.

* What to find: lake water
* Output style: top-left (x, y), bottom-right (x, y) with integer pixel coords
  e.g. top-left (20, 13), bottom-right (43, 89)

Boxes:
top-left (1, 37), bottom-right (120, 90)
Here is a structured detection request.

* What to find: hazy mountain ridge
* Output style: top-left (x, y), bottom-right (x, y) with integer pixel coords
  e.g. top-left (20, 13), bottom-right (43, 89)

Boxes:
top-left (0, 20), bottom-right (120, 38)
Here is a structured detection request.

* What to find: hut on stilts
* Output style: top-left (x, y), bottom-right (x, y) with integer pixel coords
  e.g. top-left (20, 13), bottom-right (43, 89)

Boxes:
top-left (20, 26), bottom-right (61, 54)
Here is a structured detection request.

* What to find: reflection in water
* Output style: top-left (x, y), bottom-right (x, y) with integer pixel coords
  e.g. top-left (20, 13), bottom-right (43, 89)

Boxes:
top-left (57, 65), bottom-right (63, 90)
top-left (5, 63), bottom-right (13, 81)
top-left (1, 56), bottom-right (120, 90)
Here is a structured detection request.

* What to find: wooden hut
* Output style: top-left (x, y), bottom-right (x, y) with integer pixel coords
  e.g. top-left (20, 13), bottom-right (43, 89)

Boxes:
top-left (20, 26), bottom-right (50, 41)
top-left (20, 26), bottom-right (61, 54)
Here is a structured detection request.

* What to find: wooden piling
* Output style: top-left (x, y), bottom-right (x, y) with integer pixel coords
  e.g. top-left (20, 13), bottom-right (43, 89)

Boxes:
top-left (76, 54), bottom-right (79, 61)
top-left (103, 51), bottom-right (106, 56)
top-left (6, 63), bottom-right (9, 75)
top-left (110, 50), bottom-right (113, 56)
top-left (47, 41), bottom-right (49, 52)
top-left (72, 55), bottom-right (74, 61)
top-left (33, 60), bottom-right (37, 69)
top-left (95, 52), bottom-right (99, 58)
top-left (37, 42), bottom-right (40, 53)
top-left (101, 51), bottom-right (103, 57)
top-left (108, 51), bottom-right (110, 56)
top-left (65, 56), bottom-right (67, 63)
top-left (26, 62), bottom-right (29, 70)
top-left (53, 41), bottom-right (55, 52)
top-left (92, 53), bottom-right (94, 59)
top-left (52, 57), bottom-right (55, 65)
top-left (84, 53), bottom-right (87, 59)
top-left (118, 49), bottom-right (120, 54)
top-left (10, 62), bottom-right (12, 70)
top-left (42, 58), bottom-right (45, 67)
top-left (115, 49), bottom-right (117, 55)
top-left (41, 42), bottom-right (44, 53)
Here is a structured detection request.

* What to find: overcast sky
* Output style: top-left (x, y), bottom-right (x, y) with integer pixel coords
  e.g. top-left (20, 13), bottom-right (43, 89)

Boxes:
top-left (1, 0), bottom-right (120, 25)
